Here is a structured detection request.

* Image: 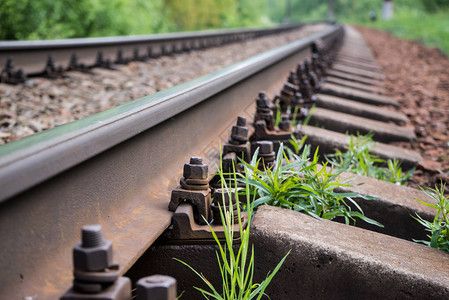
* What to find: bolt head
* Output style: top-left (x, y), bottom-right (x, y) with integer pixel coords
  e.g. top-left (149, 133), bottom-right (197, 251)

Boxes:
top-left (189, 157), bottom-right (202, 165)
top-left (236, 116), bottom-right (246, 127)
top-left (73, 240), bottom-right (113, 272)
top-left (82, 224), bottom-right (104, 248)
top-left (136, 275), bottom-right (177, 300)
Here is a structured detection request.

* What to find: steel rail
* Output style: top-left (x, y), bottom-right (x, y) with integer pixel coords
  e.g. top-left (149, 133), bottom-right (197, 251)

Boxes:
top-left (0, 23), bottom-right (341, 299)
top-left (0, 23), bottom-right (305, 77)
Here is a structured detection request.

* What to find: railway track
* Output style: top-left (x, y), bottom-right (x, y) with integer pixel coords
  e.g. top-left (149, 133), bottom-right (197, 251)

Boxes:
top-left (0, 23), bottom-right (304, 83)
top-left (0, 23), bottom-right (448, 299)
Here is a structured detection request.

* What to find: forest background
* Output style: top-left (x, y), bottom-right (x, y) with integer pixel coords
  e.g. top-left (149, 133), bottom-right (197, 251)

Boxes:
top-left (0, 0), bottom-right (448, 55)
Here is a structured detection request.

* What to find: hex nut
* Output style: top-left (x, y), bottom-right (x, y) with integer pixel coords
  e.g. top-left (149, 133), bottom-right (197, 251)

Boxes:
top-left (283, 82), bottom-right (297, 93)
top-left (279, 121), bottom-right (291, 131)
top-left (213, 188), bottom-right (236, 206)
top-left (256, 91), bottom-right (271, 108)
top-left (256, 97), bottom-right (270, 108)
top-left (256, 141), bottom-right (273, 155)
top-left (231, 126), bottom-right (248, 141)
top-left (183, 158), bottom-right (208, 180)
top-left (136, 275), bottom-right (177, 300)
top-left (278, 115), bottom-right (291, 131)
top-left (73, 240), bottom-right (113, 272)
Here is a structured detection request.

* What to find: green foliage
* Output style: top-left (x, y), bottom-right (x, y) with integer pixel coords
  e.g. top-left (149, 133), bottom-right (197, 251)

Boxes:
top-left (238, 143), bottom-right (382, 227)
top-left (264, 0), bottom-right (449, 56)
top-left (353, 9), bottom-right (449, 56)
top-left (421, 0), bottom-right (449, 12)
top-left (2, 0), bottom-right (447, 56)
top-left (302, 104), bottom-right (315, 126)
top-left (0, 0), bottom-right (269, 40)
top-left (290, 106), bottom-right (299, 127)
top-left (265, 0), bottom-right (446, 23)
top-left (326, 133), bottom-right (414, 185)
top-left (176, 152), bottom-right (288, 299)
top-left (165, 0), bottom-right (231, 31)
top-left (274, 103), bottom-right (282, 129)
top-left (413, 183), bottom-right (449, 253)
top-left (0, 0), bottom-right (169, 40)
top-left (288, 134), bottom-right (308, 157)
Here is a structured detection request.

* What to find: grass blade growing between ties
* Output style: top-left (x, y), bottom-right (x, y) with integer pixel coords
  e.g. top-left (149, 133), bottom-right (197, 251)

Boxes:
top-left (413, 182), bottom-right (449, 253)
top-left (325, 133), bottom-right (414, 185)
top-left (241, 142), bottom-right (382, 227)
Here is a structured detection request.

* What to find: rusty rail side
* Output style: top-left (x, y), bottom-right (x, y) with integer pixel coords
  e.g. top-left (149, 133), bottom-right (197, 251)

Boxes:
top-left (0, 24), bottom-right (342, 299)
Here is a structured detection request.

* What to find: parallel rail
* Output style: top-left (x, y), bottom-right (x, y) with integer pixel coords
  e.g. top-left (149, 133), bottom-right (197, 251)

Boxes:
top-left (0, 23), bottom-right (305, 81)
top-left (0, 23), bottom-right (341, 299)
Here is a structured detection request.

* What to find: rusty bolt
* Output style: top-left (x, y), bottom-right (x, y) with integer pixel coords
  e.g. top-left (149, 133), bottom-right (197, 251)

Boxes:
top-left (256, 91), bottom-right (271, 108)
top-left (213, 188), bottom-right (236, 206)
top-left (73, 224), bottom-right (113, 272)
top-left (231, 126), bottom-right (248, 143)
top-left (212, 188), bottom-right (239, 223)
top-left (293, 92), bottom-right (304, 106)
top-left (230, 116), bottom-right (248, 143)
top-left (304, 60), bottom-right (312, 74)
top-left (256, 141), bottom-right (274, 155)
top-left (296, 63), bottom-right (307, 81)
top-left (183, 157), bottom-right (208, 180)
top-left (288, 70), bottom-right (299, 87)
top-left (255, 141), bottom-right (275, 168)
top-left (278, 115), bottom-right (291, 131)
top-left (136, 275), bottom-right (177, 300)
top-left (311, 41), bottom-right (319, 54)
top-left (236, 116), bottom-right (246, 127)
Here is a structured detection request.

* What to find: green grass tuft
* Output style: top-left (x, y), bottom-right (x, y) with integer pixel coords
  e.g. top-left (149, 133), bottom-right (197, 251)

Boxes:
top-left (326, 133), bottom-right (414, 185)
top-left (347, 9), bottom-right (449, 56)
top-left (413, 182), bottom-right (449, 253)
top-left (238, 143), bottom-right (382, 227)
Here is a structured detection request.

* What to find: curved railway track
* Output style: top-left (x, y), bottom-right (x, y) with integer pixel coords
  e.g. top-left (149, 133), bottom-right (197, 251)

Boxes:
top-left (1, 23), bottom-right (448, 299)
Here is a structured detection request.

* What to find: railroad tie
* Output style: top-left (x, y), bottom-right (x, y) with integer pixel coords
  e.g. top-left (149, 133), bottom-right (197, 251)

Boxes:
top-left (316, 94), bottom-right (407, 124)
top-left (251, 206), bottom-right (449, 299)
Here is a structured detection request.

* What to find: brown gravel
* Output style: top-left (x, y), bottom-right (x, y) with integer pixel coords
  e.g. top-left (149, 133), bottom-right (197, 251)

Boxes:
top-left (355, 26), bottom-right (449, 191)
top-left (0, 24), bottom-right (329, 145)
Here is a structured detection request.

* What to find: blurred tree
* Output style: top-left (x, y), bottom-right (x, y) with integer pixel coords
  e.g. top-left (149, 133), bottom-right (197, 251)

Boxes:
top-left (266, 0), bottom-right (287, 23)
top-left (2, 0), bottom-right (446, 40)
top-left (0, 0), bottom-right (168, 40)
top-left (164, 0), bottom-right (267, 31)
top-left (421, 0), bottom-right (449, 12)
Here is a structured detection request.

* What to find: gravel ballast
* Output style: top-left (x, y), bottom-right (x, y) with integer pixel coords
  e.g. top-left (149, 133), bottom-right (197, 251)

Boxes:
top-left (0, 24), bottom-right (329, 144)
top-left (355, 26), bottom-right (449, 191)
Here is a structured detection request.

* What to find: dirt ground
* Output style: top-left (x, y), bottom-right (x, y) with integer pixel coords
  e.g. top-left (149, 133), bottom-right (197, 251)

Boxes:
top-left (355, 26), bottom-right (449, 192)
